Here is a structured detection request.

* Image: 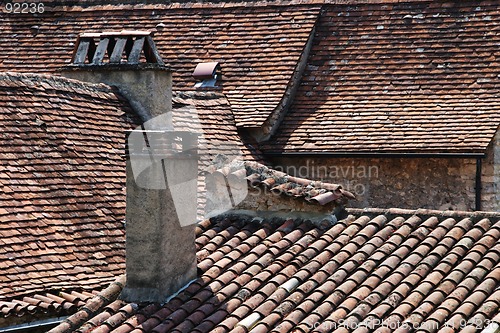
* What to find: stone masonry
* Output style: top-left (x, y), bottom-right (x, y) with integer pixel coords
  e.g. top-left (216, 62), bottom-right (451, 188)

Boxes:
top-left (272, 152), bottom-right (498, 212)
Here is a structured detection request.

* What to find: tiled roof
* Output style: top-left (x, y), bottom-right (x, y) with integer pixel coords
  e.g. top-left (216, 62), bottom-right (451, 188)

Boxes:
top-left (172, 91), bottom-right (262, 164)
top-left (171, 91), bottom-right (264, 219)
top-left (45, 276), bottom-right (126, 333)
top-left (0, 77), bottom-right (341, 324)
top-left (0, 290), bottom-right (97, 326)
top-left (0, 73), bottom-right (138, 307)
top-left (50, 208), bottom-right (499, 333)
top-left (1, 2), bottom-right (320, 128)
top-left (265, 1), bottom-right (500, 153)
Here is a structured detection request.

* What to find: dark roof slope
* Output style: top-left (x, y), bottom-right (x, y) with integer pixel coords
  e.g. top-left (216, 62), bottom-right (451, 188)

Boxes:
top-left (50, 208), bottom-right (499, 333)
top-left (0, 72), bottom-right (139, 302)
top-left (265, 1), bottom-right (500, 154)
top-left (1, 2), bottom-right (319, 128)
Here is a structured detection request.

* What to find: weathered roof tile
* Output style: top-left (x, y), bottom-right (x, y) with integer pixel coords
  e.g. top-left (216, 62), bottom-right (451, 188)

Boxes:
top-left (1, 2), bottom-right (319, 128)
top-left (0, 72), bottom-right (138, 325)
top-left (265, 2), bottom-right (500, 153)
top-left (50, 208), bottom-right (500, 333)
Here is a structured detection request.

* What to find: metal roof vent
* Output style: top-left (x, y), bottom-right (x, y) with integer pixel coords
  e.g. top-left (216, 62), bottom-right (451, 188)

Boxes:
top-left (71, 30), bottom-right (164, 66)
top-left (193, 62), bottom-right (221, 88)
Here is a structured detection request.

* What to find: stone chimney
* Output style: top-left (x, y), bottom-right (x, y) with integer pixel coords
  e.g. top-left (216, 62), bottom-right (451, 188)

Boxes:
top-left (62, 31), bottom-right (171, 122)
top-left (62, 31), bottom-right (198, 303)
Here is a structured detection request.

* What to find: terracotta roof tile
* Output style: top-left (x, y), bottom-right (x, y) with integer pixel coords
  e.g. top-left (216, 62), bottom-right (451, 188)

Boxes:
top-left (172, 91), bottom-right (262, 163)
top-left (50, 208), bottom-right (500, 333)
top-left (0, 72), bottom-right (138, 323)
top-left (1, 2), bottom-right (320, 128)
top-left (265, 1), bottom-right (500, 153)
top-left (1, 80), bottom-right (271, 324)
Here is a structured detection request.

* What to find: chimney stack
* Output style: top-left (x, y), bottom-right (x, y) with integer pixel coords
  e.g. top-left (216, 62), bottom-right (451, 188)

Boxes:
top-left (62, 30), bottom-right (170, 122)
top-left (62, 31), bottom-right (198, 302)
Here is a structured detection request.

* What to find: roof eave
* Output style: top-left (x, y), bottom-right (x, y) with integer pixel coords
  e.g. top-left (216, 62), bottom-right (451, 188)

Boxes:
top-left (262, 151), bottom-right (487, 158)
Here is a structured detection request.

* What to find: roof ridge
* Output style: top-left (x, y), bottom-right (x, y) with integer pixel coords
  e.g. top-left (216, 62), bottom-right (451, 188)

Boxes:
top-left (46, 275), bottom-right (126, 333)
top-left (347, 207), bottom-right (500, 220)
top-left (173, 90), bottom-right (228, 102)
top-left (244, 161), bottom-right (355, 206)
top-left (42, 0), bottom-right (325, 11)
top-left (0, 72), bottom-right (117, 95)
top-left (38, 0), bottom-right (436, 10)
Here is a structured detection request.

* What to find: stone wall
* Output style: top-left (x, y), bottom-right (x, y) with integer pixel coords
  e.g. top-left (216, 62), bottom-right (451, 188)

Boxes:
top-left (235, 186), bottom-right (336, 215)
top-left (270, 155), bottom-right (494, 211)
top-left (482, 130), bottom-right (500, 211)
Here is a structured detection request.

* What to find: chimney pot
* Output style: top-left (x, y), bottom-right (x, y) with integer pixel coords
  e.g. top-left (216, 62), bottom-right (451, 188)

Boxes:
top-left (193, 62), bottom-right (222, 88)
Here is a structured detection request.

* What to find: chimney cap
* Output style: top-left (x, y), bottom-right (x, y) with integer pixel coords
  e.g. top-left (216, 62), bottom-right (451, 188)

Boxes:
top-left (70, 30), bottom-right (164, 66)
top-left (193, 62), bottom-right (221, 80)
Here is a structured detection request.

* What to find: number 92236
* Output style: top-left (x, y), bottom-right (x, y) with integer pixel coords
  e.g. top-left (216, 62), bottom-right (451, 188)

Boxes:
top-left (4, 3), bottom-right (45, 14)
